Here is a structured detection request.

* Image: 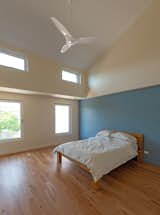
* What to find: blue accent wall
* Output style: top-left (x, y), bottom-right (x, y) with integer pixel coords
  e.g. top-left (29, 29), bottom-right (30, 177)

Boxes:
top-left (79, 85), bottom-right (160, 165)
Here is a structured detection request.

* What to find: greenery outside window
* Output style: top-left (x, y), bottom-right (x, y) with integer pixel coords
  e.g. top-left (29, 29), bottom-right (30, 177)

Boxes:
top-left (0, 101), bottom-right (22, 142)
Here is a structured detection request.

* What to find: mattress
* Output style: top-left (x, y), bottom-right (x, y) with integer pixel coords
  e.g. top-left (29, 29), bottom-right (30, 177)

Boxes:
top-left (54, 136), bottom-right (137, 182)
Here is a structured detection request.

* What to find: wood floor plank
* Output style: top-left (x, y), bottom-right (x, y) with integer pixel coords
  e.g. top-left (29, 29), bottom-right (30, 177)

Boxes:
top-left (0, 148), bottom-right (159, 215)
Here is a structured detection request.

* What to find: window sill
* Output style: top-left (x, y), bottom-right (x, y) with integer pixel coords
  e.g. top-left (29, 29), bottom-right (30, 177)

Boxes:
top-left (0, 138), bottom-right (22, 144)
top-left (55, 132), bottom-right (72, 136)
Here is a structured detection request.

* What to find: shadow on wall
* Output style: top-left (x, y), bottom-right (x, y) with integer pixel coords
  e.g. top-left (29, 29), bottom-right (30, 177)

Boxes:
top-left (88, 0), bottom-right (160, 98)
top-left (79, 85), bottom-right (160, 166)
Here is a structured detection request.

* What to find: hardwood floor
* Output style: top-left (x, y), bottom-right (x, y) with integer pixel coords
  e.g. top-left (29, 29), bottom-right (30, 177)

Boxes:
top-left (0, 148), bottom-right (160, 215)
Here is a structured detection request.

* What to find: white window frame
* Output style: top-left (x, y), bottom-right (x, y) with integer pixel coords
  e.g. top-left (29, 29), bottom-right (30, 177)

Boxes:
top-left (0, 100), bottom-right (24, 143)
top-left (54, 103), bottom-right (72, 136)
top-left (62, 69), bottom-right (81, 84)
top-left (0, 48), bottom-right (28, 72)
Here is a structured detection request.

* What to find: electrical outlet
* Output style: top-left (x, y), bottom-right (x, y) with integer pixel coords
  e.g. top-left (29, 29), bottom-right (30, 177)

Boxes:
top-left (144, 150), bottom-right (149, 155)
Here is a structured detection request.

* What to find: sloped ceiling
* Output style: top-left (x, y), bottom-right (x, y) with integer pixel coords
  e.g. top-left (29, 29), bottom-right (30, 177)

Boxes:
top-left (0, 0), bottom-right (152, 70)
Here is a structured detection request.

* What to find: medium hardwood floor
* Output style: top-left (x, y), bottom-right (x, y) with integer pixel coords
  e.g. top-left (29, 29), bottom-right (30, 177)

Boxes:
top-left (0, 148), bottom-right (160, 215)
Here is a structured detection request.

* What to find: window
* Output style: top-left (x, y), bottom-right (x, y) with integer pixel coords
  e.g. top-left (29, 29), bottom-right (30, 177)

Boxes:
top-left (62, 70), bottom-right (80, 84)
top-left (0, 49), bottom-right (28, 71)
top-left (55, 104), bottom-right (70, 134)
top-left (0, 101), bottom-right (22, 142)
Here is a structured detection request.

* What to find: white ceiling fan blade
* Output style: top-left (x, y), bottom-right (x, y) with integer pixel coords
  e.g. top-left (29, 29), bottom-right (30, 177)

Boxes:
top-left (51, 17), bottom-right (72, 41)
top-left (76, 37), bottom-right (96, 44)
top-left (61, 44), bottom-right (71, 53)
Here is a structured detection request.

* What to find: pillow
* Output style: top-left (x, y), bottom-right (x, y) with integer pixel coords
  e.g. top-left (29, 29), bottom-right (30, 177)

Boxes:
top-left (111, 132), bottom-right (137, 143)
top-left (96, 129), bottom-right (113, 138)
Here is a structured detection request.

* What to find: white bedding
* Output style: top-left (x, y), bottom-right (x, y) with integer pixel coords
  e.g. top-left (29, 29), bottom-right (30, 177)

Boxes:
top-left (54, 136), bottom-right (137, 182)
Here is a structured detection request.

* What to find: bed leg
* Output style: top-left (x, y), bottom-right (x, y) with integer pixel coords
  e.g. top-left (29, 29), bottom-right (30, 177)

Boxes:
top-left (92, 181), bottom-right (101, 190)
top-left (137, 150), bottom-right (143, 162)
top-left (57, 152), bottom-right (62, 163)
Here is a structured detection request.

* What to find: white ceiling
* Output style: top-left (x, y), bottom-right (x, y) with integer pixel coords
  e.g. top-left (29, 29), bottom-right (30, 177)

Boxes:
top-left (0, 0), bottom-right (152, 71)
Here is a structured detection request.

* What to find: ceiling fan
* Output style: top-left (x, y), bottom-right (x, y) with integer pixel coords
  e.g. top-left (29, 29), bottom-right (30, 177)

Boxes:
top-left (50, 0), bottom-right (95, 53)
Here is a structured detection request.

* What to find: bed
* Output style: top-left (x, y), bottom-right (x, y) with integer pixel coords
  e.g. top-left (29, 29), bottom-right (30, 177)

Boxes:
top-left (54, 130), bottom-right (144, 185)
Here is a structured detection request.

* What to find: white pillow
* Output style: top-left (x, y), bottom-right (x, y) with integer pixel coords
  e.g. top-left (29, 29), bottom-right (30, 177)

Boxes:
top-left (111, 132), bottom-right (137, 143)
top-left (96, 129), bottom-right (113, 138)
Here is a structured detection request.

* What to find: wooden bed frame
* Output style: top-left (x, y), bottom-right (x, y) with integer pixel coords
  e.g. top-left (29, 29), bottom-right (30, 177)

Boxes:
top-left (57, 132), bottom-right (144, 186)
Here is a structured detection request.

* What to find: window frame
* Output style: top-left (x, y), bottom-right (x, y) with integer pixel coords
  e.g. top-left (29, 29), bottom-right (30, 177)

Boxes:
top-left (54, 103), bottom-right (72, 136)
top-left (0, 48), bottom-right (28, 72)
top-left (0, 100), bottom-right (24, 144)
top-left (61, 69), bottom-right (81, 84)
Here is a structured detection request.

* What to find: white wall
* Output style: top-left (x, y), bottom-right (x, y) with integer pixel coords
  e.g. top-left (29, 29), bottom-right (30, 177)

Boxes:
top-left (88, 0), bottom-right (160, 97)
top-left (0, 92), bottom-right (79, 155)
top-left (0, 42), bottom-right (87, 98)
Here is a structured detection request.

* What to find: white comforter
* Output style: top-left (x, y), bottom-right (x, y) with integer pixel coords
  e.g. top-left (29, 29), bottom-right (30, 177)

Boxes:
top-left (54, 136), bottom-right (137, 182)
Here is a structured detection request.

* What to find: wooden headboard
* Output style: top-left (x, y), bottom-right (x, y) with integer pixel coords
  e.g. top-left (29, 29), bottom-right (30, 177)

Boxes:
top-left (126, 132), bottom-right (144, 162)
